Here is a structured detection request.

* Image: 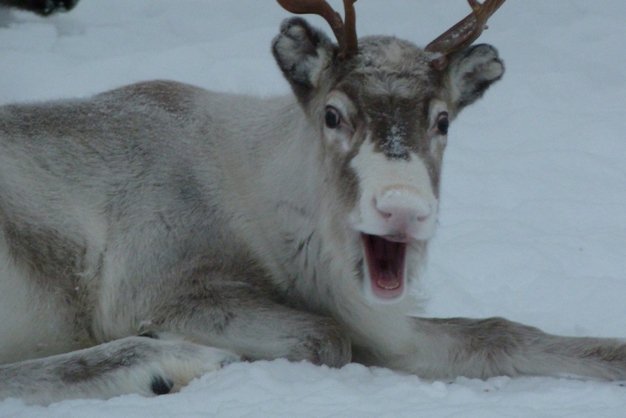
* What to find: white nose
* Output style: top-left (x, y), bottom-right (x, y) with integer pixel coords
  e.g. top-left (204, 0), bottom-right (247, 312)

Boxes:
top-left (374, 187), bottom-right (433, 236)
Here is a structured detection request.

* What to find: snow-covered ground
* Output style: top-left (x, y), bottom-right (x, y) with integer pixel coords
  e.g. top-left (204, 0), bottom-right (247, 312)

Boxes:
top-left (1, 0), bottom-right (625, 416)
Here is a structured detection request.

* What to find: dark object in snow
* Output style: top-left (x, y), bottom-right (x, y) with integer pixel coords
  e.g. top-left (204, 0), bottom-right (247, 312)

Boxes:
top-left (150, 376), bottom-right (173, 396)
top-left (0, 0), bottom-right (79, 16)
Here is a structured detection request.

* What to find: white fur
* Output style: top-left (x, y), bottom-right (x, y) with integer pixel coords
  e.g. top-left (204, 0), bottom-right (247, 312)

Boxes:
top-left (0, 244), bottom-right (79, 363)
top-left (348, 140), bottom-right (439, 241)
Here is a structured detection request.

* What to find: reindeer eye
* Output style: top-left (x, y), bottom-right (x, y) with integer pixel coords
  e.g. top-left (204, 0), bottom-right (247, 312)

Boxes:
top-left (324, 106), bottom-right (341, 129)
top-left (436, 112), bottom-right (449, 135)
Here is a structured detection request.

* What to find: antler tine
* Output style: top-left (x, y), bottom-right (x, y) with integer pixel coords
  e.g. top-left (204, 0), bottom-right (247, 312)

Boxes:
top-left (341, 0), bottom-right (358, 59)
top-left (277, 0), bottom-right (358, 59)
top-left (425, 0), bottom-right (505, 67)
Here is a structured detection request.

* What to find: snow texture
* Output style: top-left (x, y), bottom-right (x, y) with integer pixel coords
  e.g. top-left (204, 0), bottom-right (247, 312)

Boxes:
top-left (1, 0), bottom-right (625, 416)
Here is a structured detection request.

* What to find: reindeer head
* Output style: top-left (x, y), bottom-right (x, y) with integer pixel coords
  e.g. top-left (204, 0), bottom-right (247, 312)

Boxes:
top-left (273, 1), bottom-right (505, 302)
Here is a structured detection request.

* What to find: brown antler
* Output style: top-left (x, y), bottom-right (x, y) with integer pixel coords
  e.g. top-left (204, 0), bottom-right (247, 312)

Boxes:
top-left (277, 0), bottom-right (358, 59)
top-left (425, 0), bottom-right (506, 69)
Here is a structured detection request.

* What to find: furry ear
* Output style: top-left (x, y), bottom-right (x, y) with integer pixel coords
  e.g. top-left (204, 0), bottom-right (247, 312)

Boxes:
top-left (272, 18), bottom-right (336, 104)
top-left (444, 44), bottom-right (504, 116)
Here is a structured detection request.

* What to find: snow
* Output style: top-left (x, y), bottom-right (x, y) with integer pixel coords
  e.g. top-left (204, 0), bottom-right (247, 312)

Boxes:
top-left (1, 0), bottom-right (625, 416)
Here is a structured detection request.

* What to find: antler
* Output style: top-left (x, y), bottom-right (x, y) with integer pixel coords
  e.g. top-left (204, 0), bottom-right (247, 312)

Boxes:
top-left (425, 0), bottom-right (506, 69)
top-left (277, 0), bottom-right (358, 59)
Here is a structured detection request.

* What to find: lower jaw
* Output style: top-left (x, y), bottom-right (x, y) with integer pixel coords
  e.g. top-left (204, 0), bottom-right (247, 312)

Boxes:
top-left (370, 279), bottom-right (405, 301)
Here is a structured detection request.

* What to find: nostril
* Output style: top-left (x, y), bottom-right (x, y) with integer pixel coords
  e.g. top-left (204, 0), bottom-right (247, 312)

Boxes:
top-left (380, 210), bottom-right (392, 219)
top-left (373, 197), bottom-right (392, 219)
top-left (376, 206), bottom-right (430, 224)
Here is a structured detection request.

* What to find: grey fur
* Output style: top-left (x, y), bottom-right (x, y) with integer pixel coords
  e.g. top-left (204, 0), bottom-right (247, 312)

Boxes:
top-left (0, 17), bottom-right (624, 405)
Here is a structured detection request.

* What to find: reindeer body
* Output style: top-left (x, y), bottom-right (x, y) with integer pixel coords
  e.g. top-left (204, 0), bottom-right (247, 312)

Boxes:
top-left (1, 12), bottom-right (626, 405)
top-left (0, 81), bottom-right (294, 359)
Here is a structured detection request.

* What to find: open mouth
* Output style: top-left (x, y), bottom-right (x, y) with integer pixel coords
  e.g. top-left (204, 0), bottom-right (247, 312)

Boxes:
top-left (361, 233), bottom-right (407, 300)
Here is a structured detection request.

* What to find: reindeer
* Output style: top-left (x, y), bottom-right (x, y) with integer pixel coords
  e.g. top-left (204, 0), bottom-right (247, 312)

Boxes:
top-left (1, 0), bottom-right (625, 405)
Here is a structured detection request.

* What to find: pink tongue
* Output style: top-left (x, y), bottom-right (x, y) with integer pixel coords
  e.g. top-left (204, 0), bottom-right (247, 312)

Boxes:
top-left (376, 270), bottom-right (401, 290)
